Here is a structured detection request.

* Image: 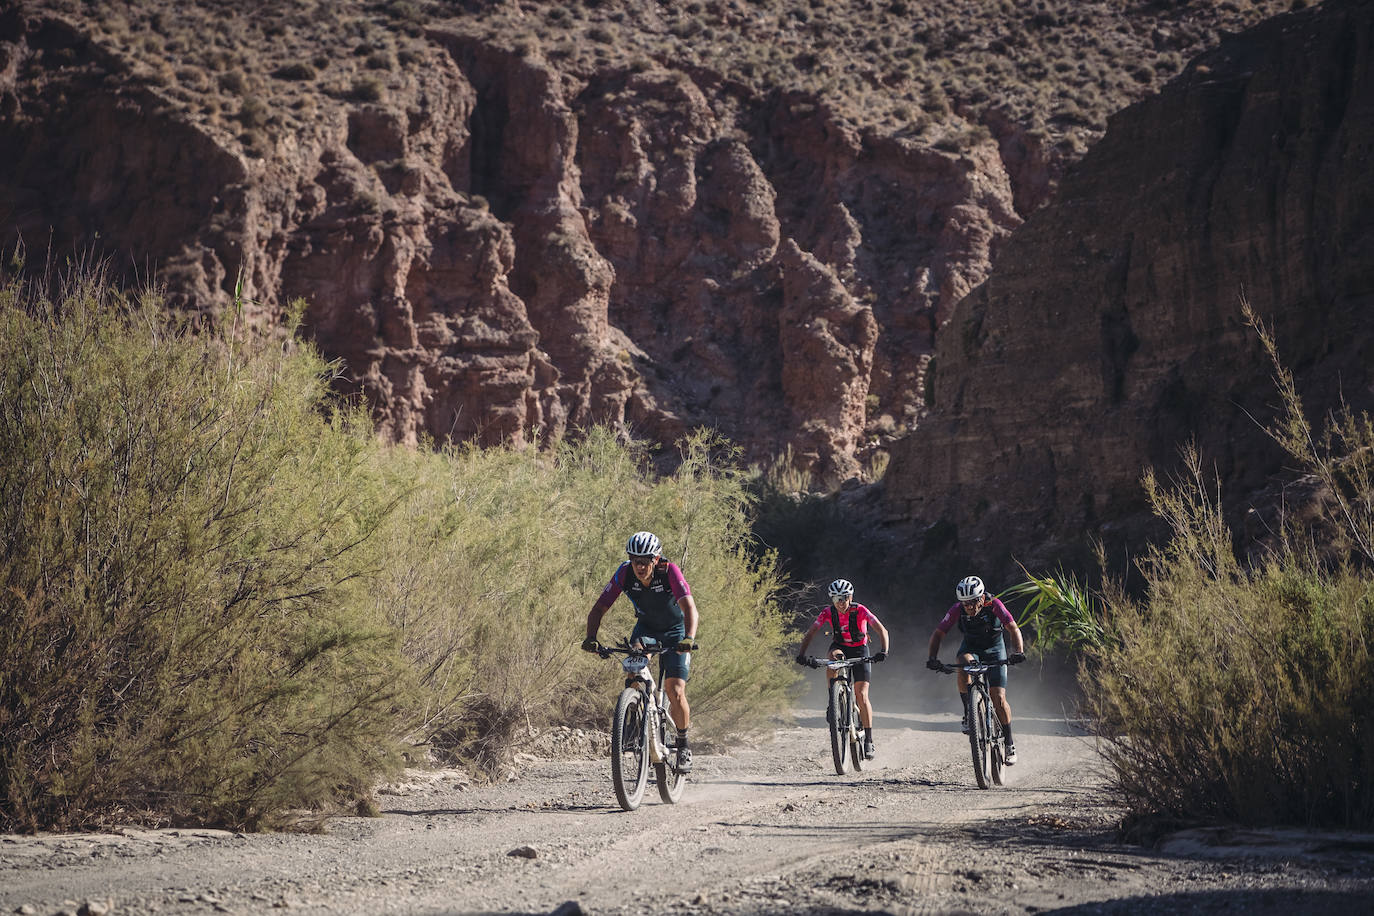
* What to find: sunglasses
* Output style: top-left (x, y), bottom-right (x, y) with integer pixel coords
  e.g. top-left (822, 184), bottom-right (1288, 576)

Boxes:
top-left (629, 555), bottom-right (657, 567)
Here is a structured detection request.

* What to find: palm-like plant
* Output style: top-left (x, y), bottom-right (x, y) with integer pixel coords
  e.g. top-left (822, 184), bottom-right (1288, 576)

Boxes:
top-left (1002, 565), bottom-right (1113, 653)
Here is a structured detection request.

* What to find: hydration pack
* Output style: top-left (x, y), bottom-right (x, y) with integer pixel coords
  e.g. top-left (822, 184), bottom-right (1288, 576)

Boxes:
top-left (958, 606), bottom-right (1003, 645)
top-left (829, 605), bottom-right (867, 647)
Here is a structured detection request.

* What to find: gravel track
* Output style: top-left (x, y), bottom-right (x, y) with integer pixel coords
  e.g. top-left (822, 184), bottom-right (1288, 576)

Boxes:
top-left (3, 704), bottom-right (1372, 916)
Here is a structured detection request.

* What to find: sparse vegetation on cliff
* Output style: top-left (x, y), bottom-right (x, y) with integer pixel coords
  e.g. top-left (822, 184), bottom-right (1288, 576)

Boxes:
top-left (34, 0), bottom-right (1294, 157)
top-left (0, 270), bottom-right (795, 831)
top-left (1009, 310), bottom-right (1374, 830)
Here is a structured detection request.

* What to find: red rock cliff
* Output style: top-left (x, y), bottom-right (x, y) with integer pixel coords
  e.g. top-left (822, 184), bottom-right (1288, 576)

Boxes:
top-left (0, 10), bottom-right (1022, 484)
top-left (884, 0), bottom-right (1374, 577)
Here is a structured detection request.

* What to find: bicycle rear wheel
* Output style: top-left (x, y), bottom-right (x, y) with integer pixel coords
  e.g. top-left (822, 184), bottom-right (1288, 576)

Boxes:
top-left (655, 698), bottom-right (687, 803)
top-left (611, 687), bottom-right (650, 810)
top-left (828, 678), bottom-right (849, 775)
top-left (969, 689), bottom-right (990, 789)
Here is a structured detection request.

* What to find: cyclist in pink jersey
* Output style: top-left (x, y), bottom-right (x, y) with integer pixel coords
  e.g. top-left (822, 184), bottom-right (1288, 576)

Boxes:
top-left (795, 578), bottom-right (890, 759)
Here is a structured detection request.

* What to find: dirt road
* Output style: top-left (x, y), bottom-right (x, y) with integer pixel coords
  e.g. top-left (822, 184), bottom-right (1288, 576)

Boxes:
top-left (3, 699), bottom-right (1373, 916)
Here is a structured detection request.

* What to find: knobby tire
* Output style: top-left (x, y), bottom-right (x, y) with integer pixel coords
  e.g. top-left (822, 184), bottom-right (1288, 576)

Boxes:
top-left (970, 689), bottom-right (991, 789)
top-left (849, 683), bottom-right (864, 773)
top-left (611, 687), bottom-right (649, 810)
top-left (829, 678), bottom-right (849, 775)
top-left (989, 707), bottom-right (1004, 787)
top-left (655, 695), bottom-right (687, 804)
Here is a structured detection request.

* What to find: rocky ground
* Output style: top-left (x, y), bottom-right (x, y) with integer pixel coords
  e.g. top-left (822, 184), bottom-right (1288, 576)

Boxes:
top-left (3, 690), bottom-right (1372, 916)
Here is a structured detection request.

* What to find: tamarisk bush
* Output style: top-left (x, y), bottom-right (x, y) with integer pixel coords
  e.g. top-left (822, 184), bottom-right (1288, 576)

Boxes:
top-left (0, 271), bottom-right (411, 831)
top-left (1010, 306), bottom-right (1374, 829)
top-left (0, 269), bottom-right (797, 830)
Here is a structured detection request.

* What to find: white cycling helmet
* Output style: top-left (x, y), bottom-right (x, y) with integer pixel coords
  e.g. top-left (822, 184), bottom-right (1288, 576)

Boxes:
top-left (626, 530), bottom-right (661, 558)
top-left (828, 578), bottom-right (854, 600)
top-left (956, 575), bottom-right (985, 602)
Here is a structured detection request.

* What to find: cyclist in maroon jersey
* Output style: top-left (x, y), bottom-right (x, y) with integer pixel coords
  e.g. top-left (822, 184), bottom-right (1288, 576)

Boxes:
top-left (925, 575), bottom-right (1027, 764)
top-left (795, 578), bottom-right (890, 760)
top-left (583, 531), bottom-right (700, 773)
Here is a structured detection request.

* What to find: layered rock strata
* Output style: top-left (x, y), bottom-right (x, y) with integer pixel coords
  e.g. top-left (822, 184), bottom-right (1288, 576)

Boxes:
top-left (884, 0), bottom-right (1374, 577)
top-left (0, 10), bottom-right (1023, 483)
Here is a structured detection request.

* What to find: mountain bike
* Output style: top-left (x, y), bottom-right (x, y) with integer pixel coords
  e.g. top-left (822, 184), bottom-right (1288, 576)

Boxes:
top-left (933, 659), bottom-right (1009, 789)
top-left (598, 641), bottom-right (689, 811)
top-left (801, 655), bottom-right (869, 775)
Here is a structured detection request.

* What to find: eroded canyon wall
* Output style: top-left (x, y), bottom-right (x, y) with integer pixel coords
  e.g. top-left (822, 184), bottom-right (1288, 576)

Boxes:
top-left (884, 0), bottom-right (1374, 578)
top-left (0, 11), bottom-right (1023, 483)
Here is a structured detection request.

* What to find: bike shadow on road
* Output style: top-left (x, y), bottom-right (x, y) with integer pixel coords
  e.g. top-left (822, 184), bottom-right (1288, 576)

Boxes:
top-left (1043, 888), bottom-right (1374, 914)
top-left (704, 770), bottom-right (1092, 797)
top-left (380, 800), bottom-right (610, 817)
top-left (790, 709), bottom-right (1090, 737)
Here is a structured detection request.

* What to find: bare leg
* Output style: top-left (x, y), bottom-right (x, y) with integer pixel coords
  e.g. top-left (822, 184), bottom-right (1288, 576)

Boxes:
top-left (664, 677), bottom-right (689, 730)
top-left (854, 680), bottom-right (874, 728)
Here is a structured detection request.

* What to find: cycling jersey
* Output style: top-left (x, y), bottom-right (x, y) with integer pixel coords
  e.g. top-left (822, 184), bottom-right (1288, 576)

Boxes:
top-left (934, 597), bottom-right (1016, 654)
top-left (593, 560), bottom-right (692, 634)
top-left (814, 603), bottom-right (878, 648)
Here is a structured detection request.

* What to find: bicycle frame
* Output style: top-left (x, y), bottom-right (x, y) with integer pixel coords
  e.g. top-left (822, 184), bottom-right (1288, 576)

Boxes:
top-left (803, 655), bottom-right (868, 775)
top-left (934, 659), bottom-right (1008, 789)
top-left (600, 641), bottom-right (689, 810)
top-left (616, 650), bottom-right (671, 764)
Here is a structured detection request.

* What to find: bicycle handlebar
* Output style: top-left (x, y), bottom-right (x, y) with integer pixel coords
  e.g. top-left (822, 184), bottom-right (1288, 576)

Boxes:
top-left (801, 654), bottom-right (873, 670)
top-left (597, 640), bottom-right (697, 659)
top-left (931, 659), bottom-right (1010, 674)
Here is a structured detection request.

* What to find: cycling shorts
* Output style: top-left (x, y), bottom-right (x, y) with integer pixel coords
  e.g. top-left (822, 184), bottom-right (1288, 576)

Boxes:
top-left (631, 623), bottom-right (690, 681)
top-left (956, 641), bottom-right (1007, 689)
top-left (828, 641), bottom-right (872, 683)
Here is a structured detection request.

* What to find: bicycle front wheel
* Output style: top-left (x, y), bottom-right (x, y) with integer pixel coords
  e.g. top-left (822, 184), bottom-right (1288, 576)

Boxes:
top-left (828, 678), bottom-right (849, 775)
top-left (969, 689), bottom-right (990, 789)
top-left (849, 686), bottom-right (864, 773)
top-left (611, 687), bottom-right (650, 810)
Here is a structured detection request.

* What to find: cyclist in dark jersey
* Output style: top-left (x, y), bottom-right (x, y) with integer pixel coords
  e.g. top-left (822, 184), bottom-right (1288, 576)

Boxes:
top-left (582, 531), bottom-right (700, 773)
top-left (925, 575), bottom-right (1026, 764)
top-left (795, 578), bottom-right (890, 760)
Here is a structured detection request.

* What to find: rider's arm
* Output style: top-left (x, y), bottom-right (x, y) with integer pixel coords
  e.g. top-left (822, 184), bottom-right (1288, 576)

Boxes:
top-left (587, 566), bottom-right (627, 641)
top-left (586, 604), bottom-right (607, 642)
top-left (1004, 619), bottom-right (1025, 655)
top-left (988, 598), bottom-right (1025, 654)
top-left (867, 612), bottom-right (890, 654)
top-left (928, 603), bottom-right (958, 657)
top-left (679, 592), bottom-right (699, 641)
top-left (663, 563), bottom-right (697, 641)
top-left (796, 620), bottom-right (822, 656)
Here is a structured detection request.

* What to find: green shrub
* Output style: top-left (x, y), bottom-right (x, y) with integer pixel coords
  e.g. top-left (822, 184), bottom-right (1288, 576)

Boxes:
top-left (0, 271), bottom-right (799, 829)
top-left (272, 62), bottom-right (317, 81)
top-left (350, 77), bottom-right (385, 102)
top-left (238, 96), bottom-right (270, 128)
top-left (0, 273), bottom-right (412, 831)
top-left (1083, 449), bottom-right (1374, 828)
top-left (1012, 307), bottom-right (1374, 829)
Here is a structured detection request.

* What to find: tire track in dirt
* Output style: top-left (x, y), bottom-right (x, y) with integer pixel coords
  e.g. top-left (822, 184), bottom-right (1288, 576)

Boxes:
top-left (0, 710), bottom-right (1123, 915)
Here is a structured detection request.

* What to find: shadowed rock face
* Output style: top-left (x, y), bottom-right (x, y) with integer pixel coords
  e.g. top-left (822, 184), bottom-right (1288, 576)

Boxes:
top-left (0, 11), bottom-right (1021, 484)
top-left (884, 0), bottom-right (1374, 578)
